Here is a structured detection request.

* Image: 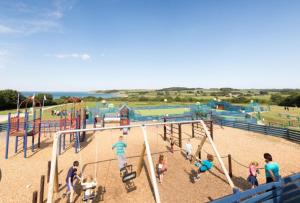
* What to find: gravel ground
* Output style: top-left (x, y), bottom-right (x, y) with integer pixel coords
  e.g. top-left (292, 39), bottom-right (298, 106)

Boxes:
top-left (0, 123), bottom-right (299, 203)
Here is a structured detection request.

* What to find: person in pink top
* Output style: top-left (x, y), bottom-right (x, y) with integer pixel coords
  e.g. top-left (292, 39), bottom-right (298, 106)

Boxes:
top-left (247, 161), bottom-right (259, 188)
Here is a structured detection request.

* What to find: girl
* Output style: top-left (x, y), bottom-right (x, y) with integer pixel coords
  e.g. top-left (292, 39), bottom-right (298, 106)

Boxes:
top-left (81, 175), bottom-right (97, 203)
top-left (157, 154), bottom-right (168, 183)
top-left (247, 161), bottom-right (259, 188)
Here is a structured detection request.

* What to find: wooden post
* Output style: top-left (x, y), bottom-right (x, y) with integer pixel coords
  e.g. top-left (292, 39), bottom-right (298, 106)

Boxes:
top-left (54, 159), bottom-right (59, 193)
top-left (192, 123), bottom-right (195, 138)
top-left (178, 124), bottom-right (182, 148)
top-left (47, 161), bottom-right (51, 183)
top-left (137, 144), bottom-right (146, 176)
top-left (199, 150), bottom-right (201, 160)
top-left (163, 117), bottom-right (166, 141)
top-left (210, 121), bottom-right (213, 140)
top-left (228, 154), bottom-right (233, 178)
top-left (39, 175), bottom-right (45, 203)
top-left (171, 124), bottom-right (173, 135)
top-left (32, 191), bottom-right (38, 203)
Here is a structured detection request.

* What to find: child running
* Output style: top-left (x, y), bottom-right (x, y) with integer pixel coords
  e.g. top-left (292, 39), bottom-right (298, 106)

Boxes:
top-left (157, 154), bottom-right (168, 183)
top-left (247, 161), bottom-right (259, 188)
top-left (112, 136), bottom-right (127, 170)
top-left (193, 154), bottom-right (214, 182)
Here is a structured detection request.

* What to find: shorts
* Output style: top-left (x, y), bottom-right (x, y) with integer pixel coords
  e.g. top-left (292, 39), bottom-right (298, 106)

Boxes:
top-left (247, 175), bottom-right (258, 186)
top-left (266, 176), bottom-right (279, 183)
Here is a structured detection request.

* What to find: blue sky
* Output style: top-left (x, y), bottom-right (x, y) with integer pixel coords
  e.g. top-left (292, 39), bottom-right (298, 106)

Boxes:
top-left (0, 0), bottom-right (300, 91)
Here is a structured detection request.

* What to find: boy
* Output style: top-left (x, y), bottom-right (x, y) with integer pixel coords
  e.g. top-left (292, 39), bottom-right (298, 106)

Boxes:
top-left (112, 136), bottom-right (127, 170)
top-left (193, 154), bottom-right (214, 182)
top-left (65, 161), bottom-right (80, 203)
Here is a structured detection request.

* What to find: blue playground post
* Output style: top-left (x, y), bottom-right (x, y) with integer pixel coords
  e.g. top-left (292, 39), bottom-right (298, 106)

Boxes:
top-left (15, 111), bottom-right (20, 153)
top-left (5, 113), bottom-right (11, 159)
top-left (38, 108), bottom-right (42, 148)
top-left (75, 111), bottom-right (80, 153)
top-left (31, 109), bottom-right (36, 152)
top-left (23, 111), bottom-right (28, 158)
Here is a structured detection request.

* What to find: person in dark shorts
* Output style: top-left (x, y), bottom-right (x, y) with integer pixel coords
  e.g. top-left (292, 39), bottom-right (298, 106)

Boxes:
top-left (247, 161), bottom-right (259, 188)
top-left (65, 161), bottom-right (80, 203)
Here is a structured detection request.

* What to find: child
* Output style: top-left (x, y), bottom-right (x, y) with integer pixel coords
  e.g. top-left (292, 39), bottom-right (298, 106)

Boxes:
top-left (65, 161), bottom-right (80, 203)
top-left (81, 175), bottom-right (97, 203)
top-left (193, 154), bottom-right (214, 182)
top-left (157, 154), bottom-right (168, 183)
top-left (263, 153), bottom-right (280, 183)
top-left (247, 161), bottom-right (259, 188)
top-left (185, 139), bottom-right (193, 162)
top-left (170, 137), bottom-right (175, 153)
top-left (112, 136), bottom-right (127, 170)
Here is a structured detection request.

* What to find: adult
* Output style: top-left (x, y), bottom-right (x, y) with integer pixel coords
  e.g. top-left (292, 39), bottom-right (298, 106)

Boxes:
top-left (264, 153), bottom-right (280, 183)
top-left (65, 161), bottom-right (80, 203)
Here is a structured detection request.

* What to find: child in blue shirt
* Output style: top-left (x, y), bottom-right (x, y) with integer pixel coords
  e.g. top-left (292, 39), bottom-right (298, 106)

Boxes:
top-left (193, 154), bottom-right (214, 182)
top-left (112, 136), bottom-right (127, 170)
top-left (264, 153), bottom-right (280, 183)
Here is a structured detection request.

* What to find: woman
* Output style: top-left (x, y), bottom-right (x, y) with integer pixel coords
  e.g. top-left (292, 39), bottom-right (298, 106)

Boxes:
top-left (264, 153), bottom-right (280, 183)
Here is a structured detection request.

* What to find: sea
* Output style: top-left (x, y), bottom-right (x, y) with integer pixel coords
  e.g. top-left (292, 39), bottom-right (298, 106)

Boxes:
top-left (21, 91), bottom-right (118, 99)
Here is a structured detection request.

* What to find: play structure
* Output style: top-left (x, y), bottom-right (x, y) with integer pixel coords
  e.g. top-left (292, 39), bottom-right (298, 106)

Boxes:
top-left (4, 98), bottom-right (88, 159)
top-left (46, 119), bottom-right (236, 203)
top-left (5, 99), bottom-right (42, 159)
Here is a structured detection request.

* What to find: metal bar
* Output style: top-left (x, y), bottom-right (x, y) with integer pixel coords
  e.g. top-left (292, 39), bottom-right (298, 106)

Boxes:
top-left (200, 120), bottom-right (235, 188)
top-left (141, 126), bottom-right (161, 203)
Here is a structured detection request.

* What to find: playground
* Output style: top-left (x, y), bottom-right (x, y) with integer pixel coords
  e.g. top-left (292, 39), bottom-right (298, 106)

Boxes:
top-left (0, 120), bottom-right (300, 202)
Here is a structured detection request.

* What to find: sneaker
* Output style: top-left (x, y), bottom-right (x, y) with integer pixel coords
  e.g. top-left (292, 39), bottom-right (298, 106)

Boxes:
top-left (193, 177), bottom-right (200, 182)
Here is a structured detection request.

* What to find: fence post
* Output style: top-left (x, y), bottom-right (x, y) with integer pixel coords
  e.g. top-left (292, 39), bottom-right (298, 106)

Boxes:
top-left (47, 161), bottom-right (51, 183)
top-left (264, 125), bottom-right (268, 135)
top-left (32, 191), bottom-right (38, 203)
top-left (178, 124), bottom-right (182, 148)
top-left (228, 154), bottom-right (233, 178)
top-left (163, 117), bottom-right (166, 141)
top-left (192, 122), bottom-right (195, 138)
top-left (210, 121), bottom-right (213, 140)
top-left (286, 128), bottom-right (290, 139)
top-left (39, 175), bottom-right (45, 203)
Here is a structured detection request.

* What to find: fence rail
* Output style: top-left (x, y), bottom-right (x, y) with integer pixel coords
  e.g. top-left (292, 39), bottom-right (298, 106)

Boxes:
top-left (215, 119), bottom-right (300, 144)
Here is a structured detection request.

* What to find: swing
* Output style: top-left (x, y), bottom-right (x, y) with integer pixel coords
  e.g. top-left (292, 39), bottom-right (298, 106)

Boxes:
top-left (120, 164), bottom-right (137, 192)
top-left (80, 133), bottom-right (101, 202)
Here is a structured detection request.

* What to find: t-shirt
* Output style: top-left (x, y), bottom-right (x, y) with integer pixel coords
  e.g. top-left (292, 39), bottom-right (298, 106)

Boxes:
top-left (112, 141), bottom-right (127, 155)
top-left (249, 165), bottom-right (257, 176)
top-left (200, 160), bottom-right (213, 172)
top-left (265, 162), bottom-right (280, 178)
top-left (66, 167), bottom-right (77, 183)
top-left (185, 143), bottom-right (193, 154)
top-left (82, 181), bottom-right (97, 196)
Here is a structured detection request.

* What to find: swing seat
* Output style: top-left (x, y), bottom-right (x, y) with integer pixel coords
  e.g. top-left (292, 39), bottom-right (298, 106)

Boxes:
top-left (83, 185), bottom-right (97, 191)
top-left (82, 194), bottom-right (96, 201)
top-left (122, 171), bottom-right (137, 183)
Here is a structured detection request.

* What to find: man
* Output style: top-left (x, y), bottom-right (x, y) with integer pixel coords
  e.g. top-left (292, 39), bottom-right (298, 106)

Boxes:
top-left (65, 161), bottom-right (80, 203)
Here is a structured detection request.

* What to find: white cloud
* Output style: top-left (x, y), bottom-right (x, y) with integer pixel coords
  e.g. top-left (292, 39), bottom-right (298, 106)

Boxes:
top-left (0, 24), bottom-right (18, 34)
top-left (54, 53), bottom-right (91, 60)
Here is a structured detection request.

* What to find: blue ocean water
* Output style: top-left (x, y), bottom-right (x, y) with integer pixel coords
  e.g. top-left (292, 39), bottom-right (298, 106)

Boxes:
top-left (21, 91), bottom-right (117, 99)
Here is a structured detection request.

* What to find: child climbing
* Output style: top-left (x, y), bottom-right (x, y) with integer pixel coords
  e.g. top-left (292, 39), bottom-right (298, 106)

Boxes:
top-left (193, 154), bottom-right (214, 182)
top-left (64, 161), bottom-right (80, 203)
top-left (81, 175), bottom-right (97, 203)
top-left (157, 154), bottom-right (168, 183)
top-left (247, 161), bottom-right (259, 188)
top-left (112, 136), bottom-right (127, 170)
top-left (185, 139), bottom-right (193, 162)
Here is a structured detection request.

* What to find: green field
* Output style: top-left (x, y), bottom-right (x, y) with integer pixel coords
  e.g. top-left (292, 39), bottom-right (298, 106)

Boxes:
top-left (135, 108), bottom-right (190, 116)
